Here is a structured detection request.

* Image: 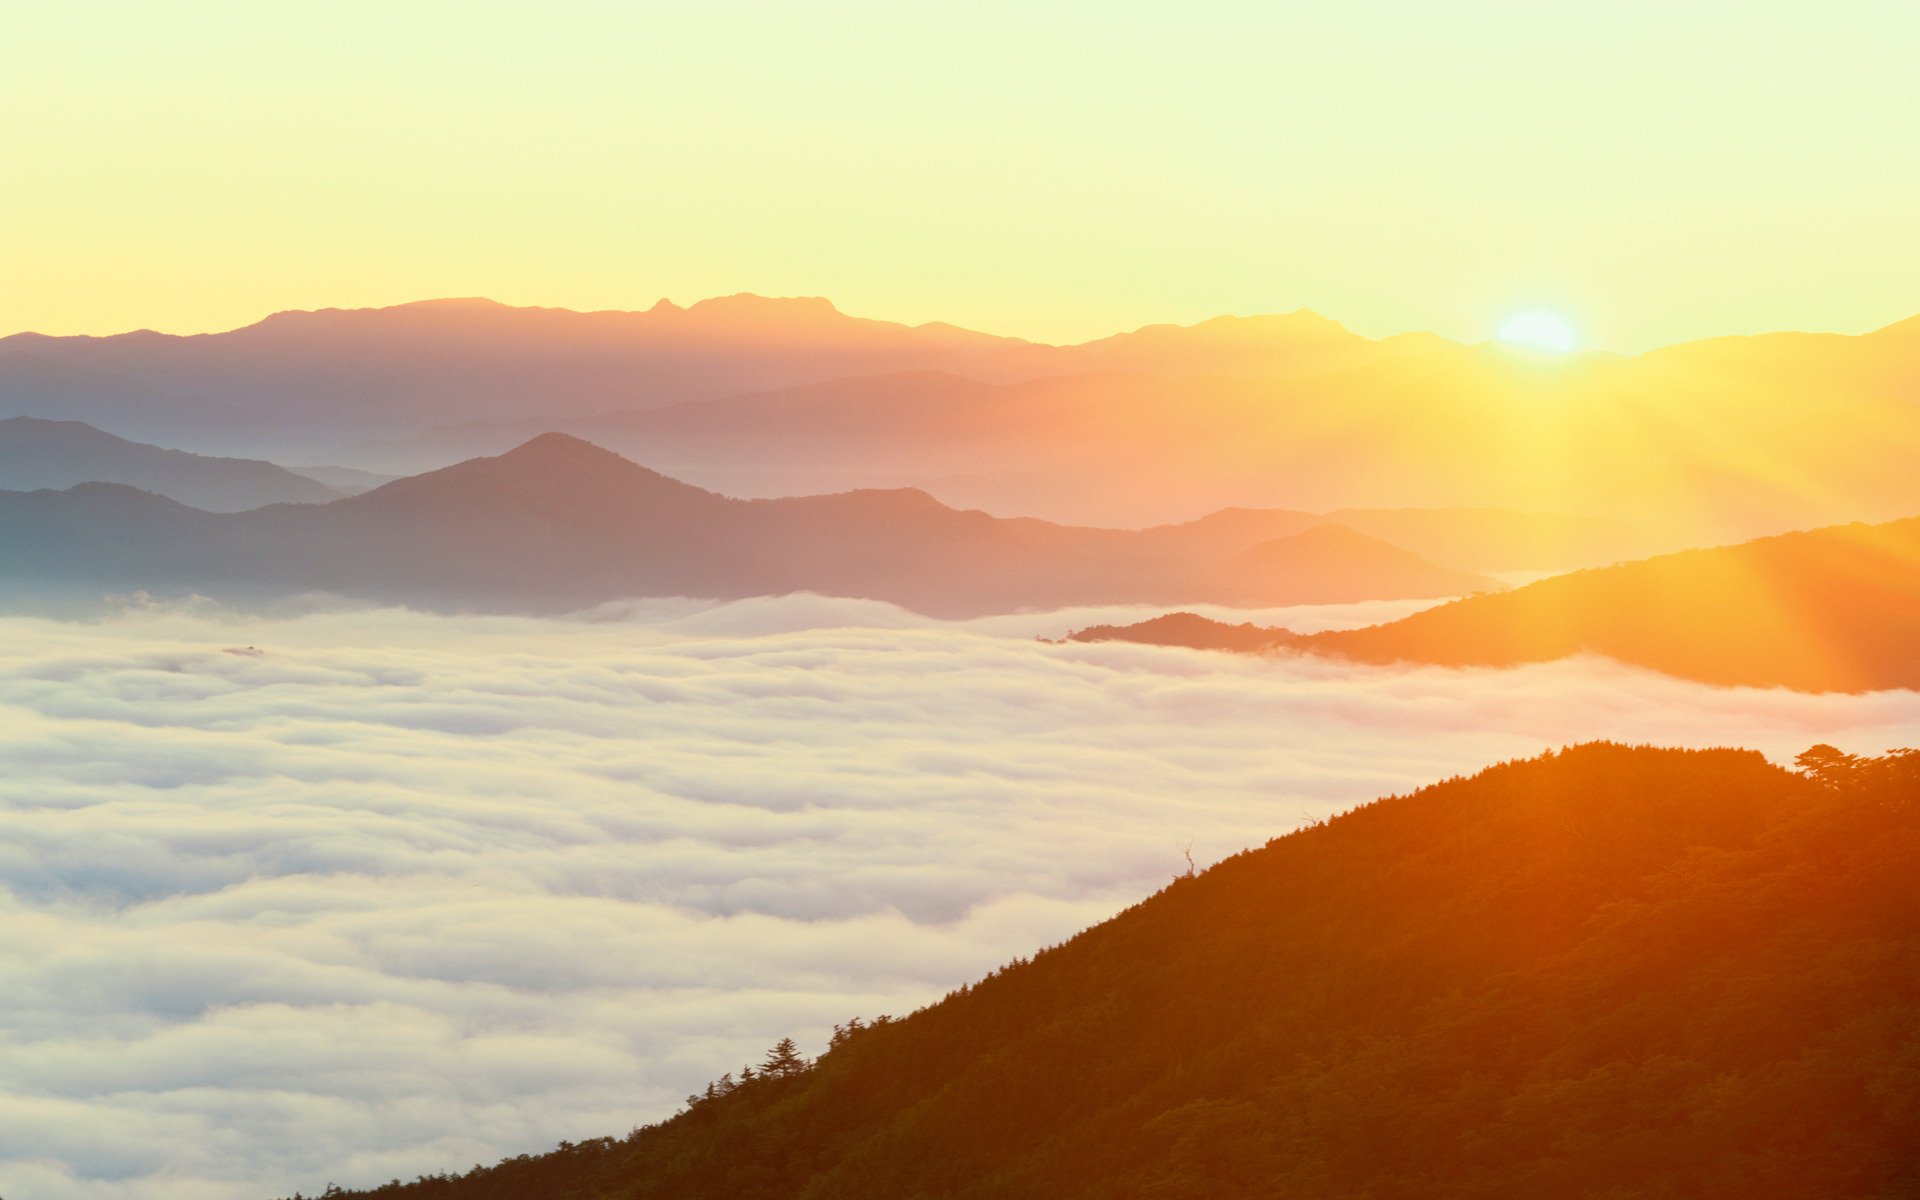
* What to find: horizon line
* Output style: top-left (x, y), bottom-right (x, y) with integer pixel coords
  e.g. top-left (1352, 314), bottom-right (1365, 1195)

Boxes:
top-left (3, 292), bottom-right (1916, 355)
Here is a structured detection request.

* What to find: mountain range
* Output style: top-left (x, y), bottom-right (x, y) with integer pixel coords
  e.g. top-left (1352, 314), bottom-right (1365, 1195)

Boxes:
top-left (0, 432), bottom-right (1501, 617)
top-left (1069, 515), bottom-right (1920, 692)
top-left (10, 297), bottom-right (1915, 539)
top-left (297, 742), bottom-right (1920, 1200)
top-left (331, 307), bottom-right (1920, 537)
top-left (0, 297), bottom-right (1421, 458)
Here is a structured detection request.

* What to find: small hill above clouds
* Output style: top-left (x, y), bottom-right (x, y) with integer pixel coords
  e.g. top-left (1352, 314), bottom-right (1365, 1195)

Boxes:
top-left (0, 434), bottom-right (1502, 617)
top-left (0, 417), bottom-right (339, 510)
top-left (303, 742), bottom-right (1920, 1200)
top-left (1069, 515), bottom-right (1920, 693)
top-left (1060, 610), bottom-right (1286, 652)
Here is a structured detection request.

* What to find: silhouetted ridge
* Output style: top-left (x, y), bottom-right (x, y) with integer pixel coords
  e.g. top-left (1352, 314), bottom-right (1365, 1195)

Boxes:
top-left (1062, 611), bottom-right (1293, 653)
top-left (0, 432), bottom-right (1503, 615)
top-left (8, 297), bottom-right (1920, 538)
top-left (1866, 312), bottom-right (1920, 340)
top-left (300, 742), bottom-right (1920, 1200)
top-left (1068, 515), bottom-right (1920, 692)
top-left (0, 416), bottom-right (339, 510)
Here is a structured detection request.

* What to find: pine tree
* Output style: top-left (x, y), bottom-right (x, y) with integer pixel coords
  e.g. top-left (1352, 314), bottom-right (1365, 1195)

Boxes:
top-left (760, 1036), bottom-right (808, 1078)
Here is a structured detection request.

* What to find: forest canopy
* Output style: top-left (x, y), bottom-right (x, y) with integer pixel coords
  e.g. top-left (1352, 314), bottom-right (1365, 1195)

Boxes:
top-left (300, 742), bottom-right (1920, 1200)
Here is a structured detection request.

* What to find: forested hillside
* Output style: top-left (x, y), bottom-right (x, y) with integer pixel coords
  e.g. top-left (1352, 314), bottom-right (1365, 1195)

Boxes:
top-left (301, 743), bottom-right (1920, 1200)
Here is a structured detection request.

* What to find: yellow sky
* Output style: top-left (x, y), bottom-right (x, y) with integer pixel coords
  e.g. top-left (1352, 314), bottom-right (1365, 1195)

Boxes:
top-left (4, 1), bottom-right (1917, 349)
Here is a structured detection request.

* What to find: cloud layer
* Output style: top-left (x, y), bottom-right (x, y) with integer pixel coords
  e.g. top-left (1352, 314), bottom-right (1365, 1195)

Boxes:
top-left (2, 596), bottom-right (1914, 1199)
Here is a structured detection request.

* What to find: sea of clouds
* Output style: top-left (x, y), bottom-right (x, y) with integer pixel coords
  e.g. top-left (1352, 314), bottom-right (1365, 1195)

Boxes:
top-left (2, 594), bottom-right (1915, 1199)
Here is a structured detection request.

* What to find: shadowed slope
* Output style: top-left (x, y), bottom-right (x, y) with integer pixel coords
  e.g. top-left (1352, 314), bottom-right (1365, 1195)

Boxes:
top-left (302, 743), bottom-right (1920, 1200)
top-left (0, 416), bottom-right (339, 509)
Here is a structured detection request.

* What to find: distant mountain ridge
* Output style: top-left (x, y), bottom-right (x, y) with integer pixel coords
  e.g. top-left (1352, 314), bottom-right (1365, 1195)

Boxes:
top-left (0, 296), bottom-right (1430, 458)
top-left (332, 311), bottom-right (1920, 536)
top-left (1068, 515), bottom-right (1920, 692)
top-left (9, 296), bottom-right (1916, 538)
top-left (0, 432), bottom-right (1500, 617)
top-left (0, 416), bottom-right (339, 510)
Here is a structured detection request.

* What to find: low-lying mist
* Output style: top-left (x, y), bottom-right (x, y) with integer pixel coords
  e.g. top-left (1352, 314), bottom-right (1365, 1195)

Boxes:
top-left (2, 596), bottom-right (1913, 1200)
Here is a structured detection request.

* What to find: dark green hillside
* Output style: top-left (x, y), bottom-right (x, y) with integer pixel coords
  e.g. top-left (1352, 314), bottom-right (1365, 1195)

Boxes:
top-left (305, 743), bottom-right (1920, 1200)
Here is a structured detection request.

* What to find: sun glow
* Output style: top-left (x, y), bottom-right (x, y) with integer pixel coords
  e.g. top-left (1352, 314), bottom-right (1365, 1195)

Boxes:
top-left (1496, 311), bottom-right (1579, 354)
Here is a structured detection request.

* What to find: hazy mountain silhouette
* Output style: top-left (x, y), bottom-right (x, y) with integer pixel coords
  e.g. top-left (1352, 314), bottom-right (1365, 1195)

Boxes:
top-left (289, 463), bottom-right (397, 494)
top-left (360, 387), bottom-right (1663, 575)
top-left (298, 742), bottom-right (1920, 1200)
top-left (1132, 505), bottom-right (1659, 573)
top-left (0, 433), bottom-right (1499, 616)
top-left (1065, 309), bottom-right (1455, 376)
top-left (1069, 516), bottom-right (1920, 692)
top-left (0, 297), bottom-right (1420, 460)
top-left (0, 297), bottom-right (1038, 452)
top-left (13, 298), bottom-right (1917, 539)
top-left (0, 416), bottom-right (339, 510)
top-left (362, 315), bottom-right (1920, 538)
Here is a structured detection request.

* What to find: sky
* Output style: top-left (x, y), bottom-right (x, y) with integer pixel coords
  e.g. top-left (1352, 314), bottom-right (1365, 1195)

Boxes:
top-left (4, 595), bottom-right (1917, 1199)
top-left (4, 1), bottom-right (1917, 349)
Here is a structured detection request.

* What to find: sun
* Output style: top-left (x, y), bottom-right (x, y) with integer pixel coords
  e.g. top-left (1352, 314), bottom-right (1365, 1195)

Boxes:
top-left (1496, 310), bottom-right (1578, 354)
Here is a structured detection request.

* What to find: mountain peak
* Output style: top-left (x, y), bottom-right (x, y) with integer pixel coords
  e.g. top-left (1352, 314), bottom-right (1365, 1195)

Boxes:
top-left (346, 432), bottom-right (726, 518)
top-left (496, 431), bottom-right (624, 462)
top-left (479, 432), bottom-right (724, 502)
